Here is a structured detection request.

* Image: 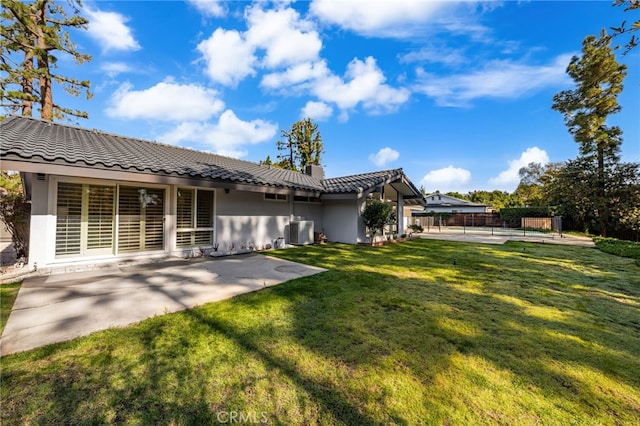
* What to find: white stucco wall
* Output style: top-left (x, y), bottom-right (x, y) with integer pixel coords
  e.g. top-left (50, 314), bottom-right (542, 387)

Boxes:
top-left (322, 199), bottom-right (360, 244)
top-left (27, 175), bottom-right (53, 269)
top-left (215, 190), bottom-right (291, 251)
top-left (292, 202), bottom-right (323, 231)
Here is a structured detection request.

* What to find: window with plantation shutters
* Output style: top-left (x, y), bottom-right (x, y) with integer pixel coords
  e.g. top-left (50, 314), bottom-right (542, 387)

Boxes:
top-left (55, 182), bottom-right (165, 258)
top-left (177, 188), bottom-right (194, 229)
top-left (176, 188), bottom-right (214, 247)
top-left (143, 189), bottom-right (165, 251)
top-left (197, 190), bottom-right (214, 228)
top-left (55, 183), bottom-right (115, 257)
top-left (56, 183), bottom-right (83, 256)
top-left (87, 186), bottom-right (115, 250)
top-left (118, 186), bottom-right (165, 253)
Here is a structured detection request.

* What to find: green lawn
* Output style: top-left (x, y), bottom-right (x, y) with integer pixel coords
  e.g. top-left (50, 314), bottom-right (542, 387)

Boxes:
top-left (1, 239), bottom-right (639, 425)
top-left (1, 282), bottom-right (21, 334)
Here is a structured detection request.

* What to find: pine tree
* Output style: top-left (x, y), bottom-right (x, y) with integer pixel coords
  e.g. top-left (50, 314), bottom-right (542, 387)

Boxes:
top-left (1, 0), bottom-right (92, 121)
top-left (276, 118), bottom-right (324, 171)
top-left (552, 32), bottom-right (627, 236)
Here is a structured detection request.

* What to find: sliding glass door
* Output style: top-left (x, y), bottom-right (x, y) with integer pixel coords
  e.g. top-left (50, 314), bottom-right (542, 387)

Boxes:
top-left (56, 183), bottom-right (115, 257)
top-left (117, 186), bottom-right (165, 253)
top-left (55, 182), bottom-right (165, 258)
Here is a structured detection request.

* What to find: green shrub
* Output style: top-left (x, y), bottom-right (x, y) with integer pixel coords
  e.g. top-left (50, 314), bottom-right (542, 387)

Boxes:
top-left (408, 224), bottom-right (423, 233)
top-left (0, 193), bottom-right (30, 259)
top-left (594, 237), bottom-right (640, 263)
top-left (361, 200), bottom-right (395, 243)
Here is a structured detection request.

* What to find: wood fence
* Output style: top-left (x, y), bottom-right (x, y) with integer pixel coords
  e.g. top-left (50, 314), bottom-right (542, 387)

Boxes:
top-left (521, 217), bottom-right (552, 230)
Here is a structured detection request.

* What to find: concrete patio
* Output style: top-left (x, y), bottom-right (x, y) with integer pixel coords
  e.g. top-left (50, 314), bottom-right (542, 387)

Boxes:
top-left (0, 254), bottom-right (326, 356)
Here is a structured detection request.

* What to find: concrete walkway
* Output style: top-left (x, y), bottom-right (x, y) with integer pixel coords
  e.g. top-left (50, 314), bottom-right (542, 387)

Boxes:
top-left (0, 254), bottom-right (326, 356)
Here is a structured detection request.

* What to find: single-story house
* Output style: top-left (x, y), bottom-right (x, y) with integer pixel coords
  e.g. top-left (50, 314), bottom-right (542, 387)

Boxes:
top-left (416, 193), bottom-right (493, 214)
top-left (0, 116), bottom-right (425, 270)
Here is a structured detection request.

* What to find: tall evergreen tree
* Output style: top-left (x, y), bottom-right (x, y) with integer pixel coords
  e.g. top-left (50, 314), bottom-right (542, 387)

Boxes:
top-left (552, 32), bottom-right (627, 236)
top-left (1, 0), bottom-right (92, 121)
top-left (276, 118), bottom-right (324, 171)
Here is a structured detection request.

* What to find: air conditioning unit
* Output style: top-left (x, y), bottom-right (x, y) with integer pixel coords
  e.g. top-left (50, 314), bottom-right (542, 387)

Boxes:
top-left (289, 220), bottom-right (314, 245)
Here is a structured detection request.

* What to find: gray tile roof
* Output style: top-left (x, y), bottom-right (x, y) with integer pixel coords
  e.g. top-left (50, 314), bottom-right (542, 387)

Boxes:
top-left (322, 169), bottom-right (404, 193)
top-left (0, 115), bottom-right (419, 197)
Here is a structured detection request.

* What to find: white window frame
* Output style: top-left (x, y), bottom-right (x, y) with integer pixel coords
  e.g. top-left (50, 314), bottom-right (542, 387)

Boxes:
top-left (175, 187), bottom-right (216, 248)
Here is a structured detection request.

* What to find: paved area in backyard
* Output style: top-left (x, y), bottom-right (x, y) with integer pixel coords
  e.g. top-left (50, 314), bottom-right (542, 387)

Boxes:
top-left (416, 228), bottom-right (595, 247)
top-left (0, 254), bottom-right (326, 356)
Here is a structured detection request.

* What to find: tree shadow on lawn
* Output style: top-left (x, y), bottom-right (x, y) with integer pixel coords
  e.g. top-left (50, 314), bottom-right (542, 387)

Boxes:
top-left (1, 266), bottom-right (226, 425)
top-left (1, 261), bottom-right (387, 425)
top-left (264, 240), bottom-right (640, 422)
top-left (2, 240), bottom-right (639, 424)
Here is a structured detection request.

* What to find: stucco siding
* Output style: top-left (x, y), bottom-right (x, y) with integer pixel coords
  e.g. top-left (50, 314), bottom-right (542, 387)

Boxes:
top-left (292, 202), bottom-right (323, 231)
top-left (27, 175), bottom-right (53, 269)
top-left (322, 199), bottom-right (359, 244)
top-left (215, 216), bottom-right (288, 251)
top-left (216, 190), bottom-right (290, 251)
top-left (217, 190), bottom-right (289, 216)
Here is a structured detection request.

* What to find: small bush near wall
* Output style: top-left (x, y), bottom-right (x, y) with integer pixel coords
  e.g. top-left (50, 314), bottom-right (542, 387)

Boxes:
top-left (0, 194), bottom-right (30, 259)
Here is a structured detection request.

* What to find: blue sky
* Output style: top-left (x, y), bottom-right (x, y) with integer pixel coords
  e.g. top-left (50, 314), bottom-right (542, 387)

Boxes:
top-left (27, 1), bottom-right (640, 192)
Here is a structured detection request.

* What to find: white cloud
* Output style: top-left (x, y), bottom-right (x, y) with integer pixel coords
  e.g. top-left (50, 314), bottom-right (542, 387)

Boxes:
top-left (421, 166), bottom-right (472, 191)
top-left (440, 17), bottom-right (493, 43)
top-left (86, 8), bottom-right (140, 52)
top-left (186, 0), bottom-right (225, 17)
top-left (245, 7), bottom-right (322, 68)
top-left (311, 57), bottom-right (410, 113)
top-left (399, 46), bottom-right (466, 66)
top-left (300, 101), bottom-right (333, 121)
top-left (259, 56), bottom-right (410, 119)
top-left (369, 147), bottom-right (399, 167)
top-left (489, 147), bottom-right (550, 190)
top-left (106, 81), bottom-right (225, 121)
top-left (197, 28), bottom-right (256, 86)
top-left (414, 54), bottom-right (572, 107)
top-left (310, 0), bottom-right (452, 37)
top-left (197, 6), bottom-right (321, 87)
top-left (195, 4), bottom-right (409, 118)
top-left (158, 110), bottom-right (278, 158)
top-left (100, 62), bottom-right (133, 78)
top-left (261, 60), bottom-right (329, 90)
